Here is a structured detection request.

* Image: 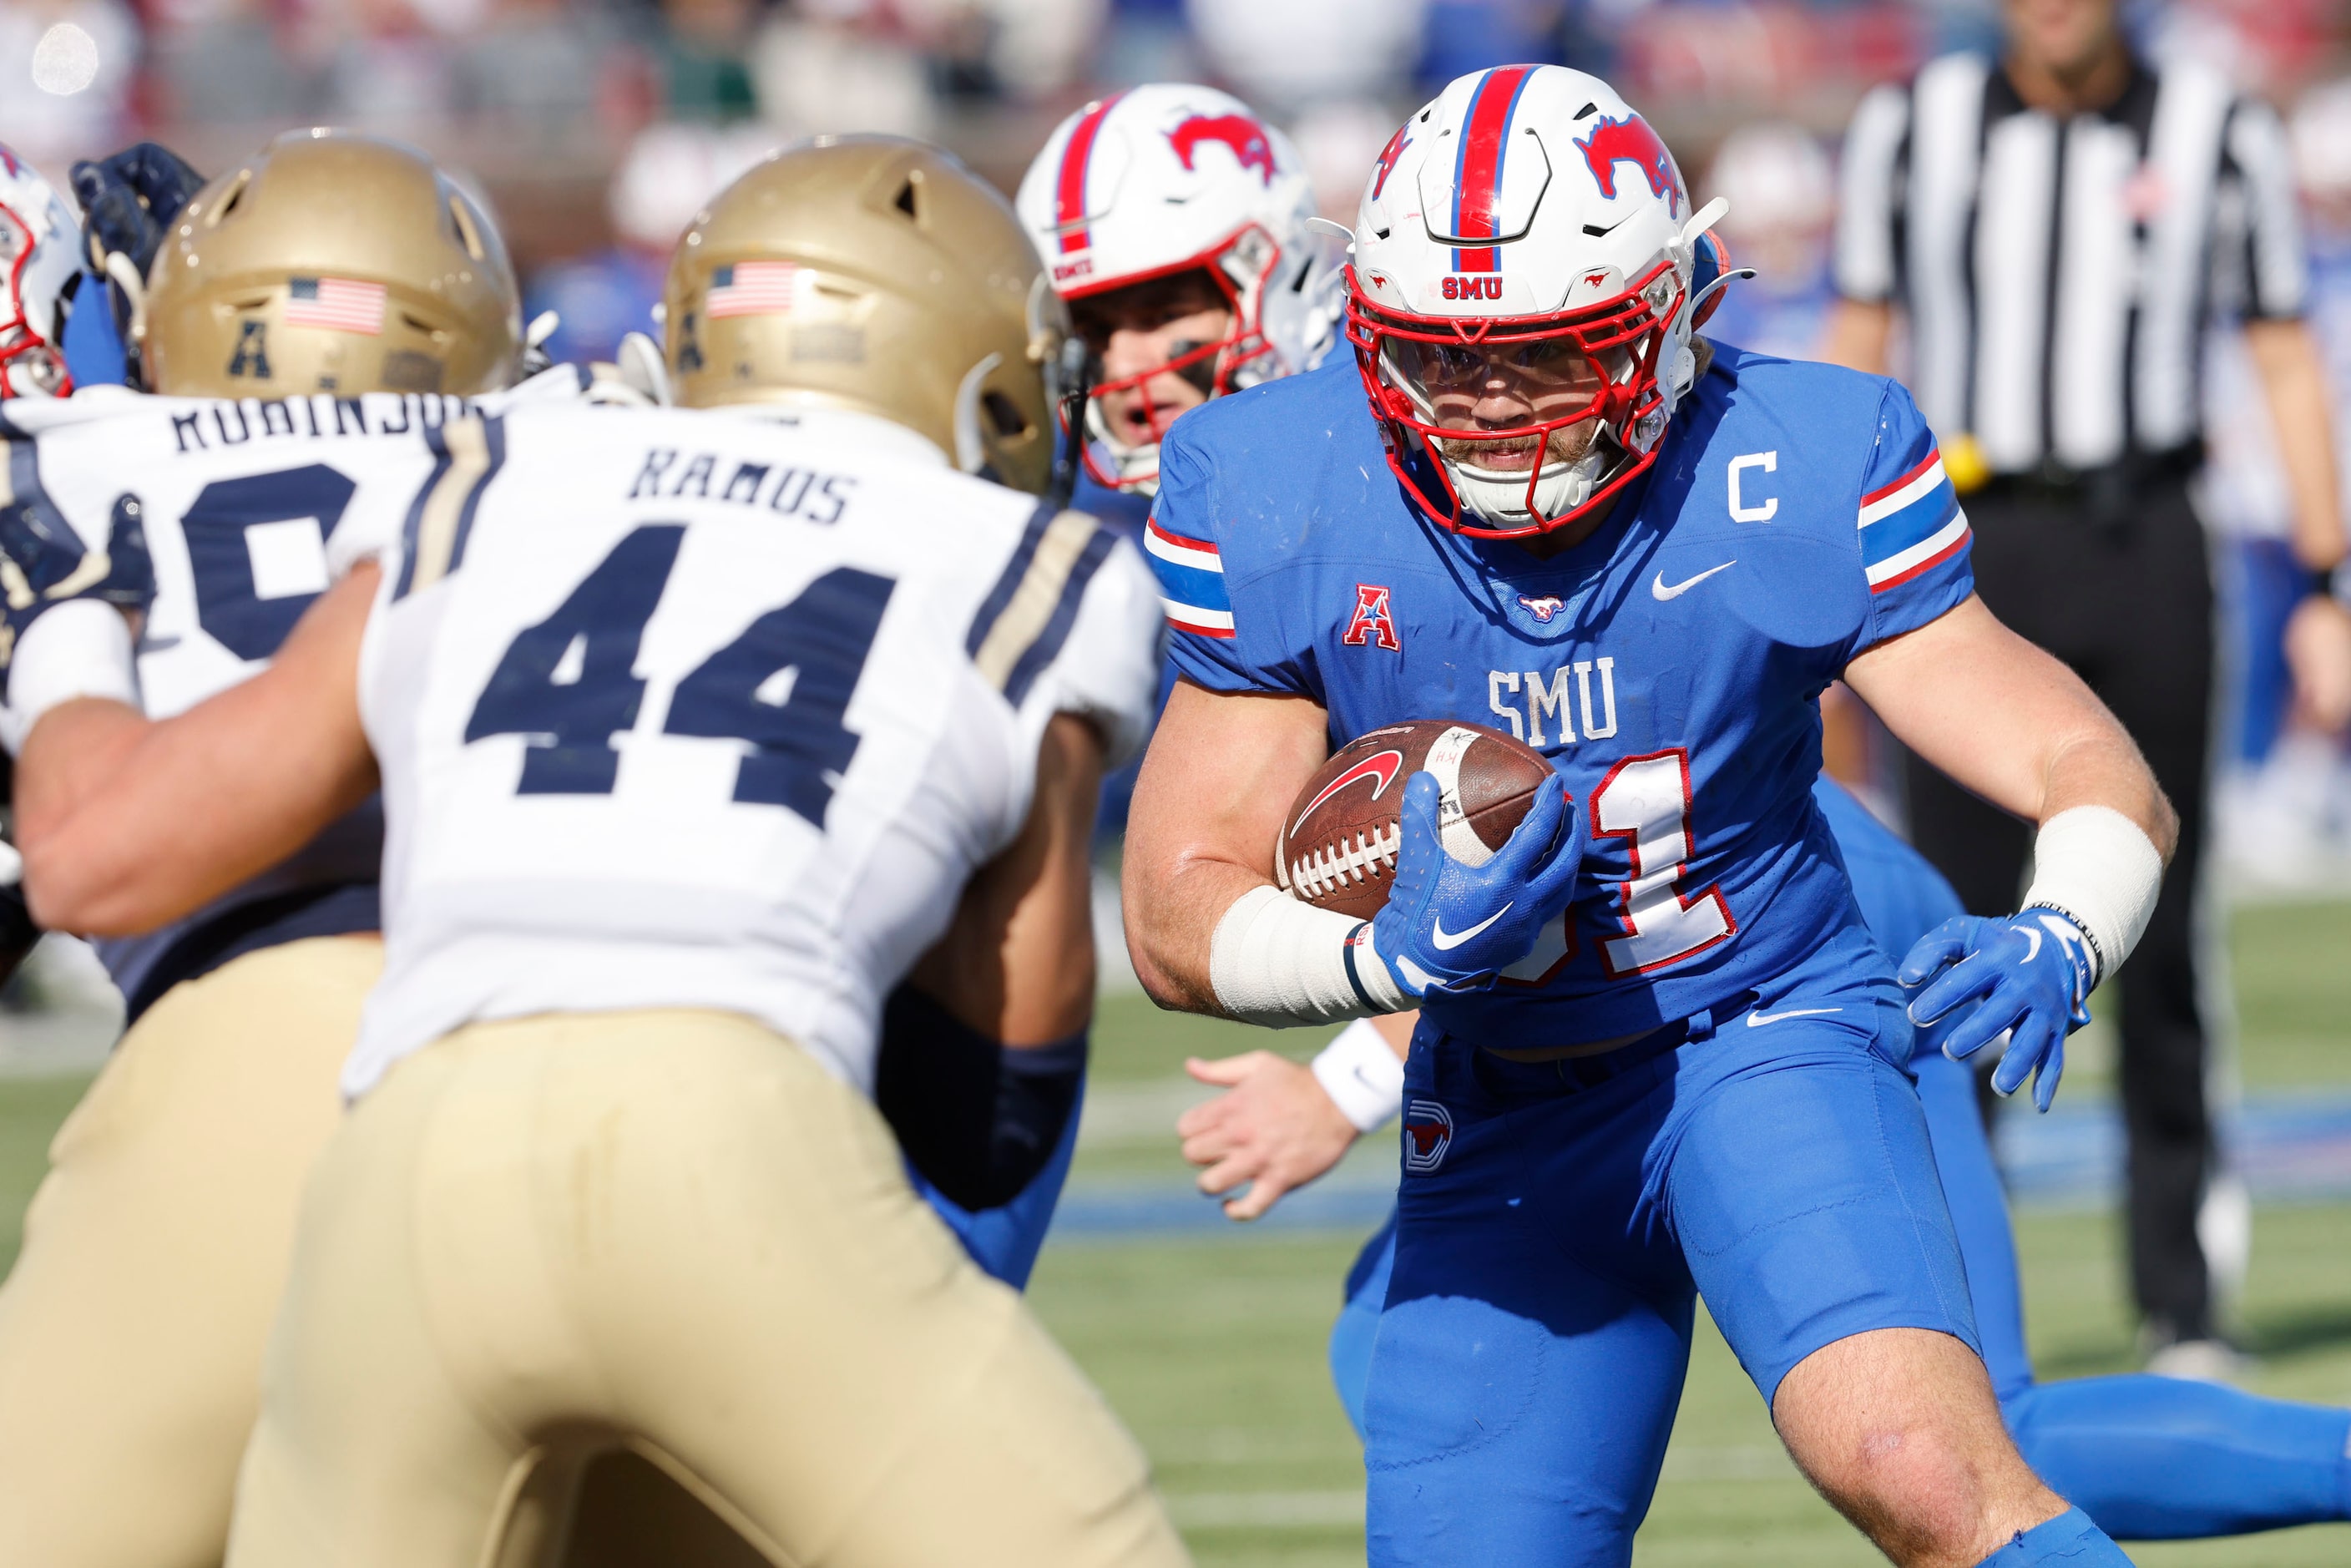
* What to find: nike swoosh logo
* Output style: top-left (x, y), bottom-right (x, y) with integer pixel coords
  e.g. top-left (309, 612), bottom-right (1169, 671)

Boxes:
top-left (1291, 749), bottom-right (1405, 839)
top-left (1747, 1006), bottom-right (1843, 1027)
top-left (1651, 561), bottom-right (1736, 600)
top-left (1430, 905), bottom-right (1511, 951)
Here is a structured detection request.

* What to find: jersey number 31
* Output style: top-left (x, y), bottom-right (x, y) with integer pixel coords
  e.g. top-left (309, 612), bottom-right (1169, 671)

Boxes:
top-left (463, 524), bottom-right (893, 827)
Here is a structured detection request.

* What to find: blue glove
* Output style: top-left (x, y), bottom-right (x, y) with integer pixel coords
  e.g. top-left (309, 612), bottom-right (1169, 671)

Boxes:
top-left (0, 489), bottom-right (153, 695)
top-left (68, 143), bottom-right (205, 361)
top-left (1899, 910), bottom-right (2096, 1113)
top-left (1368, 770), bottom-right (1584, 996)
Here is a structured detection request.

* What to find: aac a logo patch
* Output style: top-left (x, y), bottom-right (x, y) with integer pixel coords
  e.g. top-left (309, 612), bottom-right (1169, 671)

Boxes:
top-left (1343, 584), bottom-right (1401, 651)
top-left (1403, 1099), bottom-right (1454, 1174)
top-left (226, 320), bottom-right (272, 381)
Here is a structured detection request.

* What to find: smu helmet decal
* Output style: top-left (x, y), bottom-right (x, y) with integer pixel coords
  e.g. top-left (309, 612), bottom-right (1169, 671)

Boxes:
top-left (1576, 113), bottom-right (1684, 218)
top-left (1165, 114), bottom-right (1276, 187)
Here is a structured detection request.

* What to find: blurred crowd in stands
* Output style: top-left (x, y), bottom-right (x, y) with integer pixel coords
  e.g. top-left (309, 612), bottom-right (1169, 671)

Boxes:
top-left (3, 0), bottom-right (2349, 877)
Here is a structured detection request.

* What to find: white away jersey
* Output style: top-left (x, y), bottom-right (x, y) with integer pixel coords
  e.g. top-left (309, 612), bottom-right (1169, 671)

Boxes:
top-left (0, 371), bottom-right (587, 719)
top-left (0, 371), bottom-right (585, 1005)
top-left (348, 402), bottom-right (1162, 1098)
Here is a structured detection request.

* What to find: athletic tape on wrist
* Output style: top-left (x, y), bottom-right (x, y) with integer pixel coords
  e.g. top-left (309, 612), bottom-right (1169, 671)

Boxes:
top-left (2020, 806), bottom-right (2163, 984)
top-left (1, 599), bottom-right (139, 756)
top-left (1208, 884), bottom-right (1406, 1027)
top-left (1312, 1018), bottom-right (1408, 1133)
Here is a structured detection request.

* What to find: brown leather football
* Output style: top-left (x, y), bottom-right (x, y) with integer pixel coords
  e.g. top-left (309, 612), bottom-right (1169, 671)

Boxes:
top-left (1277, 720), bottom-right (1555, 918)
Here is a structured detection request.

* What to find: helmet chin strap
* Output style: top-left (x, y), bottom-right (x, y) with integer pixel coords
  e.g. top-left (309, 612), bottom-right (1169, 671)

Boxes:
top-left (1081, 394), bottom-right (1165, 494)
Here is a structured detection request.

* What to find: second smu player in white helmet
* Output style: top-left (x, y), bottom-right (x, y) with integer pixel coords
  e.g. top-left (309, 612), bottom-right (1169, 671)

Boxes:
top-left (1016, 83), bottom-right (1345, 494)
top-left (0, 146), bottom-right (83, 398)
top-left (1347, 64), bottom-right (1732, 538)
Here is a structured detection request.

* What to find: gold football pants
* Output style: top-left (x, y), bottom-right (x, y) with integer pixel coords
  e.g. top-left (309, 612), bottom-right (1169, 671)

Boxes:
top-left (224, 1007), bottom-right (1189, 1568)
top-left (0, 934), bottom-right (381, 1568)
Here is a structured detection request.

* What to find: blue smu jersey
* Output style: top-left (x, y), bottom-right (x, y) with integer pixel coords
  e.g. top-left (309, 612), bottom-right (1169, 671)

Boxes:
top-left (1147, 343), bottom-right (1974, 1044)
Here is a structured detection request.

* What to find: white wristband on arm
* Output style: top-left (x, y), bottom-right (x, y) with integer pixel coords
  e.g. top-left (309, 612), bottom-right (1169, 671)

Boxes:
top-left (1, 599), bottom-right (139, 756)
top-left (2020, 805), bottom-right (2164, 985)
top-left (1207, 884), bottom-right (1407, 1028)
top-left (1312, 1017), bottom-right (1407, 1133)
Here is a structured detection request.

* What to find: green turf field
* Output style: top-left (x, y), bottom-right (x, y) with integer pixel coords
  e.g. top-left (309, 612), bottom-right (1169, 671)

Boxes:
top-left (0, 899), bottom-right (2346, 1564)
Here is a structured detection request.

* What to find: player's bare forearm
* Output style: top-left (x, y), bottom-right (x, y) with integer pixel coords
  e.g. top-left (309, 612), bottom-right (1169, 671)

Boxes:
top-left (1121, 680), bottom-right (1330, 1014)
top-left (13, 695), bottom-right (151, 841)
top-left (1845, 595), bottom-right (2176, 860)
top-left (2245, 318), bottom-right (2347, 571)
top-left (20, 567), bottom-right (380, 934)
top-left (1819, 299), bottom-right (1893, 376)
top-left (908, 712), bottom-right (1105, 1045)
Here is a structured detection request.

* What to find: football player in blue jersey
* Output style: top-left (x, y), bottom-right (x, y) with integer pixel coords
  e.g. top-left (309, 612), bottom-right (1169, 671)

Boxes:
top-left (1014, 83), bottom-right (1347, 543)
top-left (1012, 84), bottom-right (1349, 845)
top-left (1190, 771), bottom-right (2351, 1545)
top-left (1124, 63), bottom-right (2173, 1567)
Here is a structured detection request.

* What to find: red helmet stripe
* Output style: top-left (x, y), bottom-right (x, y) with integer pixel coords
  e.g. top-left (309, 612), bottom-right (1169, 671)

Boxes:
top-left (1450, 64), bottom-right (1538, 274)
top-left (1054, 94), bottom-right (1125, 255)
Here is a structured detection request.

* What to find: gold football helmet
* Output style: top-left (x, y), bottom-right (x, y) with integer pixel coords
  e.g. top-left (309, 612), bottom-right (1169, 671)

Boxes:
top-left (141, 129), bottom-right (522, 398)
top-left (666, 136), bottom-right (1070, 497)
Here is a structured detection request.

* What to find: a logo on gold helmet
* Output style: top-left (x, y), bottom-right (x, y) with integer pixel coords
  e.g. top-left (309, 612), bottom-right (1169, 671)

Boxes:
top-left (141, 130), bottom-right (521, 399)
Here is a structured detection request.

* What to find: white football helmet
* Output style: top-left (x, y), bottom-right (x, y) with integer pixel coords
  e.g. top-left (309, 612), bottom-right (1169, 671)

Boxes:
top-left (0, 146), bottom-right (80, 398)
top-left (1015, 83), bottom-right (1345, 493)
top-left (1347, 65), bottom-right (1727, 538)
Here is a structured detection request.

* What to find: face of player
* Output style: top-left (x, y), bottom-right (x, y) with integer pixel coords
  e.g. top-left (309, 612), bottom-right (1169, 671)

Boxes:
top-left (1389, 336), bottom-right (1619, 473)
top-left (2004, 0), bottom-right (2121, 81)
top-left (1070, 269), bottom-right (1236, 448)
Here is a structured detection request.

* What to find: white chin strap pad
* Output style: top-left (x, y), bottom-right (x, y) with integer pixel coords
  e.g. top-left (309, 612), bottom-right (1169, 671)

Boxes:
top-left (1450, 448), bottom-right (1605, 529)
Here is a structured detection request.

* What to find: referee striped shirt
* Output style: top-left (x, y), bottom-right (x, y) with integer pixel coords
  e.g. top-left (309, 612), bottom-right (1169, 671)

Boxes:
top-left (1835, 55), bottom-right (2307, 476)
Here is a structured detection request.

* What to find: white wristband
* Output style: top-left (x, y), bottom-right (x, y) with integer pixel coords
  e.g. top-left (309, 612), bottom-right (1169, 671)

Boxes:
top-left (2020, 805), bottom-right (2163, 984)
top-left (1207, 884), bottom-right (1406, 1028)
top-left (2, 599), bottom-right (139, 756)
top-left (1312, 1018), bottom-right (1407, 1132)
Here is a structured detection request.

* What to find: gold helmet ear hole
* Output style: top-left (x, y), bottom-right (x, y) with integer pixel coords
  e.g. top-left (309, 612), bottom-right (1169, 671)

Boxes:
top-left (893, 178), bottom-right (920, 220)
top-left (981, 388), bottom-right (1029, 438)
top-left (208, 170), bottom-right (253, 228)
top-left (447, 194), bottom-right (488, 263)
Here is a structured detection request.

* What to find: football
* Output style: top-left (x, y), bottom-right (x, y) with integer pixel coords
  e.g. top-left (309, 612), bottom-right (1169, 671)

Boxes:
top-left (1276, 721), bottom-right (1557, 918)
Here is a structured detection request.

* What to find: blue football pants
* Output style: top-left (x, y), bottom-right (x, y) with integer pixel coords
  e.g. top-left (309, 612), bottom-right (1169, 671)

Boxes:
top-left (1363, 957), bottom-right (1981, 1567)
top-left (1332, 1048), bottom-right (2351, 1544)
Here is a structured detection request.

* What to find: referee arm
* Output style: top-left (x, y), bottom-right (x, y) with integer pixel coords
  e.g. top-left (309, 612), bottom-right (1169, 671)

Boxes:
top-left (2232, 95), bottom-right (2351, 728)
top-left (2248, 319), bottom-right (2351, 729)
top-left (1819, 79), bottom-right (1904, 377)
